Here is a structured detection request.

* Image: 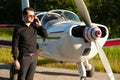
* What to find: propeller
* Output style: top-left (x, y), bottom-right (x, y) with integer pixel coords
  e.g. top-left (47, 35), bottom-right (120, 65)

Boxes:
top-left (95, 40), bottom-right (115, 80)
top-left (74, 0), bottom-right (115, 80)
top-left (74, 0), bottom-right (92, 26)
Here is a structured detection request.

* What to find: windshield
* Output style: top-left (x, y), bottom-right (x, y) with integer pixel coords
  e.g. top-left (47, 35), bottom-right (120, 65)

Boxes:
top-left (50, 10), bottom-right (80, 22)
top-left (41, 13), bottom-right (64, 27)
top-left (41, 10), bottom-right (80, 27)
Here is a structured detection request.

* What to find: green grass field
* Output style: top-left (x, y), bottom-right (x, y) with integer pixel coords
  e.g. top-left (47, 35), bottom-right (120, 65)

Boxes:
top-left (0, 46), bottom-right (120, 73)
top-left (0, 28), bottom-right (120, 73)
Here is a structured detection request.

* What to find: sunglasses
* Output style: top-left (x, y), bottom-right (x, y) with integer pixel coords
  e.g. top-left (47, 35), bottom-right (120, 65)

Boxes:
top-left (27, 15), bottom-right (35, 18)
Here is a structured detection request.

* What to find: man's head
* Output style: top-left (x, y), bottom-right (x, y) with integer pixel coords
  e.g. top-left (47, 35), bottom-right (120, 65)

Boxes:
top-left (22, 7), bottom-right (35, 23)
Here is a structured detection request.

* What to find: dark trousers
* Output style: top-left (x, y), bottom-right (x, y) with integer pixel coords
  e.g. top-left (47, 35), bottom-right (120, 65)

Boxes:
top-left (18, 55), bottom-right (38, 80)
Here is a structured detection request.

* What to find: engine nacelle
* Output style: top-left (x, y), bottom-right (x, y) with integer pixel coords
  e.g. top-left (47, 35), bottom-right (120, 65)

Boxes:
top-left (71, 24), bottom-right (108, 42)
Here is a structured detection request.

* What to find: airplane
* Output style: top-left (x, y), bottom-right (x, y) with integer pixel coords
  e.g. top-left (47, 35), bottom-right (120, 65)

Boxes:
top-left (0, 0), bottom-right (120, 80)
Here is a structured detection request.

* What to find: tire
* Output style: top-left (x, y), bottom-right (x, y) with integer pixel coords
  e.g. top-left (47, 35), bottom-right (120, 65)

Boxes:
top-left (86, 64), bottom-right (94, 77)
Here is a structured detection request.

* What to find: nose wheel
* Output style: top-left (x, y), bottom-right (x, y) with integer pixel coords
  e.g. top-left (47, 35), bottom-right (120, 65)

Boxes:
top-left (80, 77), bottom-right (87, 80)
top-left (77, 61), bottom-right (94, 80)
top-left (86, 65), bottom-right (94, 77)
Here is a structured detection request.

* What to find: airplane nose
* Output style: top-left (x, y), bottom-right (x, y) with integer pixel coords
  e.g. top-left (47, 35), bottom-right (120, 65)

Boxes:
top-left (83, 26), bottom-right (102, 42)
top-left (96, 30), bottom-right (101, 37)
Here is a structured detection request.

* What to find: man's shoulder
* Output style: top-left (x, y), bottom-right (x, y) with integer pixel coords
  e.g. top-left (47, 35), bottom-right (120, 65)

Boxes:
top-left (15, 25), bottom-right (23, 30)
top-left (14, 24), bottom-right (26, 33)
top-left (16, 22), bottom-right (26, 28)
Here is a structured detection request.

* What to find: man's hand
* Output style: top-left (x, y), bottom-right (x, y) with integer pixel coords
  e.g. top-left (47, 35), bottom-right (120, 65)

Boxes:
top-left (34, 16), bottom-right (41, 26)
top-left (14, 60), bottom-right (20, 70)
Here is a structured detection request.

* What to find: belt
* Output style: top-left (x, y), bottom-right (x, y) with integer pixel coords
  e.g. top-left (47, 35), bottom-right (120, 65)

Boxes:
top-left (23, 53), bottom-right (36, 57)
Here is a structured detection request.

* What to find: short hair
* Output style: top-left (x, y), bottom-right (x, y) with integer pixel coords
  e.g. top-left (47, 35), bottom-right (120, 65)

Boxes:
top-left (22, 7), bottom-right (35, 16)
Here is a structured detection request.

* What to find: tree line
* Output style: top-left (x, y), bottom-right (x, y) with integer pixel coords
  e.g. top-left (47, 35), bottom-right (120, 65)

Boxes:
top-left (0, 0), bottom-right (119, 38)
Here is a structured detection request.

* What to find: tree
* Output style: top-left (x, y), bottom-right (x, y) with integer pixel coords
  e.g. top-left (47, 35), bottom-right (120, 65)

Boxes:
top-left (0, 0), bottom-right (8, 23)
top-left (30, 0), bottom-right (77, 12)
top-left (84, 0), bottom-right (120, 38)
top-left (0, 0), bottom-right (21, 24)
top-left (0, 0), bottom-right (119, 38)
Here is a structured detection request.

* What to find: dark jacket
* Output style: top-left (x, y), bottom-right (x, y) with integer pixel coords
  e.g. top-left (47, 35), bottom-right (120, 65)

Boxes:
top-left (12, 22), bottom-right (48, 60)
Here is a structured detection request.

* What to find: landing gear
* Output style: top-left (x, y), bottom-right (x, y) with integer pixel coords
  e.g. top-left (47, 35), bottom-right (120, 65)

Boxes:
top-left (80, 77), bottom-right (87, 80)
top-left (86, 65), bottom-right (94, 77)
top-left (84, 61), bottom-right (94, 77)
top-left (77, 60), bottom-right (94, 80)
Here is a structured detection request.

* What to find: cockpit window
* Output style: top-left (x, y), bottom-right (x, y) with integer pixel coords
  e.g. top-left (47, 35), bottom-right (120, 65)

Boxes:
top-left (50, 10), bottom-right (80, 22)
top-left (41, 10), bottom-right (80, 28)
top-left (51, 11), bottom-right (62, 15)
top-left (37, 14), bottom-right (45, 20)
top-left (41, 13), bottom-right (64, 27)
top-left (64, 12), bottom-right (80, 22)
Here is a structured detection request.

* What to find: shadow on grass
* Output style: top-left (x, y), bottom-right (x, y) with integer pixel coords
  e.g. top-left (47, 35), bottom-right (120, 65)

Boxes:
top-left (35, 70), bottom-right (79, 77)
top-left (37, 58), bottom-right (58, 65)
top-left (0, 63), bottom-right (11, 70)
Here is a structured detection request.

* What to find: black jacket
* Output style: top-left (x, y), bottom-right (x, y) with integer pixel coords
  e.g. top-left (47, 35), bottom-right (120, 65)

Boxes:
top-left (12, 22), bottom-right (48, 60)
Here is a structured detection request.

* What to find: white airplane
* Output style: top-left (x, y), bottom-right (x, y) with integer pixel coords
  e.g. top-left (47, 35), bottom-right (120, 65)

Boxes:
top-left (0, 0), bottom-right (120, 80)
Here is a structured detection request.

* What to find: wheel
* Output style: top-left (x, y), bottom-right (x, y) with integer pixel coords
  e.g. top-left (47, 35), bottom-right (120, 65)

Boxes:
top-left (80, 77), bottom-right (87, 80)
top-left (86, 64), bottom-right (94, 77)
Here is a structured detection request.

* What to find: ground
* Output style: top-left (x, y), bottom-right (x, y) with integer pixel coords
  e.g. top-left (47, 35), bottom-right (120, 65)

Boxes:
top-left (0, 63), bottom-right (119, 80)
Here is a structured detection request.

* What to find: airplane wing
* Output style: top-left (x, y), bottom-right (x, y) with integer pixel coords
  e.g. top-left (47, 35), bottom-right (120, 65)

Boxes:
top-left (104, 38), bottom-right (120, 47)
top-left (0, 38), bottom-right (120, 48)
top-left (0, 40), bottom-right (12, 47)
top-left (0, 24), bottom-right (18, 28)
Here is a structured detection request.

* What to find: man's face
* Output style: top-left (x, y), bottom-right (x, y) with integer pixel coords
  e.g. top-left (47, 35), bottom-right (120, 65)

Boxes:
top-left (24, 10), bottom-right (35, 23)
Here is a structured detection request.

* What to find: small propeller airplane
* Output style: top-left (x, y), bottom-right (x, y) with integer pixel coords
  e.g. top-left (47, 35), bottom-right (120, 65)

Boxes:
top-left (0, 0), bottom-right (120, 80)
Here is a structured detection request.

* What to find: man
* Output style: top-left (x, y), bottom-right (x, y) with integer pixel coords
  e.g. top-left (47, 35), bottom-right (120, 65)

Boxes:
top-left (11, 7), bottom-right (48, 80)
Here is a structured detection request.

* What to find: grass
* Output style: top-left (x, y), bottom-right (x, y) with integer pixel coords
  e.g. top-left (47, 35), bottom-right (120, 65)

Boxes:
top-left (0, 45), bottom-right (119, 73)
top-left (0, 28), bottom-right (120, 73)
top-left (91, 46), bottom-right (120, 73)
top-left (0, 48), bottom-right (13, 63)
top-left (103, 46), bottom-right (120, 73)
top-left (0, 28), bottom-right (13, 40)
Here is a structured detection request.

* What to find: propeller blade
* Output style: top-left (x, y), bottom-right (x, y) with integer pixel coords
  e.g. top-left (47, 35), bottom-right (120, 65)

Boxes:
top-left (74, 0), bottom-right (92, 26)
top-left (95, 40), bottom-right (115, 80)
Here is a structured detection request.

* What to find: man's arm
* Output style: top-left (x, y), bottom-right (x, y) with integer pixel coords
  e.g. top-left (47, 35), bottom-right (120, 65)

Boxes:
top-left (32, 16), bottom-right (48, 38)
top-left (12, 27), bottom-right (21, 70)
top-left (12, 28), bottom-right (19, 60)
top-left (37, 26), bottom-right (48, 38)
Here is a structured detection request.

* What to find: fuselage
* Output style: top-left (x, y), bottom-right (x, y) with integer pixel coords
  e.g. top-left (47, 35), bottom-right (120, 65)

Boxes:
top-left (36, 10), bottom-right (109, 62)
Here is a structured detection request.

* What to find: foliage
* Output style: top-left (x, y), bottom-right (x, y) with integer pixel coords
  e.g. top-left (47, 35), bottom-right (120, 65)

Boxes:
top-left (0, 0), bottom-right (119, 38)
top-left (0, 0), bottom-right (21, 24)
top-left (84, 0), bottom-right (120, 38)
top-left (30, 0), bottom-right (78, 14)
